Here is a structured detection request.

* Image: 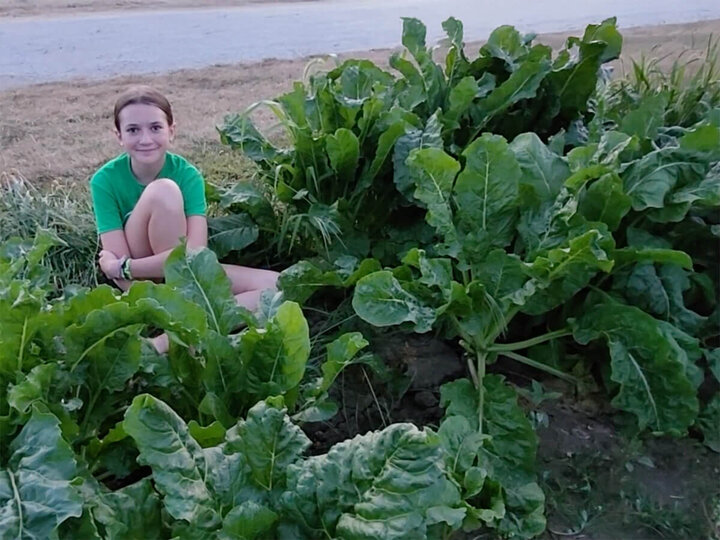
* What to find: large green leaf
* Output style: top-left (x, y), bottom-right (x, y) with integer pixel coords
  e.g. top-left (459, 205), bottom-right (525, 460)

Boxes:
top-left (406, 147), bottom-right (461, 256)
top-left (473, 45), bottom-right (552, 128)
top-left (619, 93), bottom-right (668, 141)
top-left (621, 148), bottom-right (708, 211)
top-left (480, 25), bottom-right (529, 70)
top-left (399, 17), bottom-right (446, 113)
top-left (0, 410), bottom-right (82, 539)
top-left (352, 271), bottom-right (436, 333)
top-left (282, 423), bottom-right (462, 540)
top-left (578, 173), bottom-right (632, 231)
top-left (219, 113), bottom-right (281, 163)
top-left (439, 376), bottom-right (545, 538)
top-left (394, 112), bottom-right (444, 200)
top-left (522, 229), bottom-right (614, 315)
top-left (92, 478), bottom-right (163, 539)
top-left (219, 181), bottom-right (276, 229)
top-left (241, 301), bottom-right (309, 400)
top-left (208, 214), bottom-right (260, 258)
top-left (326, 128), bottom-right (360, 183)
top-left (124, 394), bottom-right (223, 530)
top-left (165, 245), bottom-right (244, 336)
top-left (226, 400), bottom-right (310, 492)
top-left (454, 133), bottom-right (522, 261)
top-left (0, 285), bottom-right (44, 378)
top-left (510, 132), bottom-right (569, 202)
top-left (220, 501), bottom-right (278, 540)
top-left (277, 260), bottom-right (343, 304)
top-left (572, 298), bottom-right (699, 434)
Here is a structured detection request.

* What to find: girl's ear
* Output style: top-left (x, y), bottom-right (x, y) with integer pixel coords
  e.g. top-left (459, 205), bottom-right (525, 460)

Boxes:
top-left (114, 128), bottom-right (123, 146)
top-left (169, 122), bottom-right (177, 143)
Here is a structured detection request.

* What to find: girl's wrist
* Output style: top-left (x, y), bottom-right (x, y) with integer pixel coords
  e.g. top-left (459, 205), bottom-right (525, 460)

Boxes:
top-left (121, 257), bottom-right (133, 280)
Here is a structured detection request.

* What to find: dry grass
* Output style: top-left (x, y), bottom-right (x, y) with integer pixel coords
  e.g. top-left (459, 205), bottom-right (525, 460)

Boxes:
top-left (1, 19), bottom-right (719, 185)
top-left (0, 0), bottom-right (315, 18)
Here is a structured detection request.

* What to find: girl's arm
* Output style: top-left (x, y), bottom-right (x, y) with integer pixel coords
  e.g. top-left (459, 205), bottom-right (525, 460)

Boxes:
top-left (99, 216), bottom-right (208, 280)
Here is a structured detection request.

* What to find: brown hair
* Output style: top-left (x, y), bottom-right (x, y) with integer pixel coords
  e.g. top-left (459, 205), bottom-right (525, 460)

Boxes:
top-left (113, 85), bottom-right (173, 130)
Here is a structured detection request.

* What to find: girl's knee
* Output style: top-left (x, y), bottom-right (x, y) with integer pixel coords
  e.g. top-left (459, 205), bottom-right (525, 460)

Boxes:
top-left (142, 178), bottom-right (184, 209)
top-left (263, 270), bottom-right (280, 291)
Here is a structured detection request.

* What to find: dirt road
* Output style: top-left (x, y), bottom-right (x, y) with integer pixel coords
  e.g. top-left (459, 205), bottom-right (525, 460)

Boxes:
top-left (2, 0), bottom-right (720, 90)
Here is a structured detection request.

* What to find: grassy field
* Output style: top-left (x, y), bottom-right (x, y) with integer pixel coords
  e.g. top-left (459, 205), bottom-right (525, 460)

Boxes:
top-left (1, 19), bottom-right (719, 188)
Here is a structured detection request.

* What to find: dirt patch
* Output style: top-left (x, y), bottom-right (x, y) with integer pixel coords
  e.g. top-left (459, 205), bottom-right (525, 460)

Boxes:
top-left (1, 19), bottom-right (719, 184)
top-left (0, 0), bottom-right (317, 19)
top-left (537, 401), bottom-right (720, 540)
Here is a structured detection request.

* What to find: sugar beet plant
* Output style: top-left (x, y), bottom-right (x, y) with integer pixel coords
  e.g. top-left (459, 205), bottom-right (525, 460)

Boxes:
top-left (216, 17), bottom-right (623, 264)
top-left (219, 14), bottom-right (719, 535)
top-left (1, 231), bottom-right (491, 539)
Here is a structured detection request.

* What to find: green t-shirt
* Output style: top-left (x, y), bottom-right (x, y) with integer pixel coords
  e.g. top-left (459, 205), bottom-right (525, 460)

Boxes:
top-left (89, 152), bottom-right (206, 234)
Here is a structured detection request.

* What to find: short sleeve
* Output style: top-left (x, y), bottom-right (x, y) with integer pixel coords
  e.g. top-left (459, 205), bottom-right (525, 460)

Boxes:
top-left (180, 162), bottom-right (207, 217)
top-left (90, 174), bottom-right (123, 234)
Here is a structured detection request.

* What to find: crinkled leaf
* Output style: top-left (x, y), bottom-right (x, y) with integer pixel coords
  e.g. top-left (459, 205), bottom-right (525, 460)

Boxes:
top-left (440, 376), bottom-right (545, 538)
top-left (619, 93), bottom-right (668, 141)
top-left (123, 394), bottom-right (222, 529)
top-left (474, 45), bottom-right (552, 128)
top-left (219, 113), bottom-right (281, 162)
top-left (219, 182), bottom-right (275, 228)
top-left (226, 400), bottom-right (310, 492)
top-left (0, 410), bottom-right (82, 539)
top-left (572, 298), bottom-right (699, 434)
top-left (7, 364), bottom-right (55, 415)
top-left (282, 423), bottom-right (462, 540)
top-left (316, 332), bottom-right (369, 396)
top-left (481, 25), bottom-right (529, 69)
top-left (621, 148), bottom-right (708, 211)
top-left (278, 260), bottom-right (343, 304)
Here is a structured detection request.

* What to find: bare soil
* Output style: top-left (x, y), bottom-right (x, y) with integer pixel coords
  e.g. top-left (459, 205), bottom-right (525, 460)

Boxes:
top-left (0, 0), bottom-right (316, 19)
top-left (1, 19), bottom-right (719, 185)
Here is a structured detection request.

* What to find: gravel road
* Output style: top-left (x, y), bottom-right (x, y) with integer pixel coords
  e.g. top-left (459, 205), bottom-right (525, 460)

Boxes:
top-left (1, 0), bottom-right (719, 90)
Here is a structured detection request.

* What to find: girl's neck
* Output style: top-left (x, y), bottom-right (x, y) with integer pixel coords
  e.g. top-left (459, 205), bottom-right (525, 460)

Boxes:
top-left (130, 155), bottom-right (166, 185)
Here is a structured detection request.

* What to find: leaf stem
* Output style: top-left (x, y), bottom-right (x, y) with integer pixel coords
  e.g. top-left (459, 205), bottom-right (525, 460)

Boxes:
top-left (9, 470), bottom-right (23, 539)
top-left (477, 349), bottom-right (486, 437)
top-left (489, 328), bottom-right (572, 352)
top-left (499, 350), bottom-right (578, 384)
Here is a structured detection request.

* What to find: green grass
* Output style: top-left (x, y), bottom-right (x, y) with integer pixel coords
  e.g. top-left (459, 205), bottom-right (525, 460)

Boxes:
top-left (0, 171), bottom-right (99, 291)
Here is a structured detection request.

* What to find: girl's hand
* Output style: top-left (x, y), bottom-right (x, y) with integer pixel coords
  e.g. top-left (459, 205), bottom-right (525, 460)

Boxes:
top-left (98, 250), bottom-right (124, 280)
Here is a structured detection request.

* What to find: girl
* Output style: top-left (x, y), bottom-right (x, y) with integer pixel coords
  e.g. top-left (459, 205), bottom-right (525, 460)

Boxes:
top-left (91, 85), bottom-right (279, 352)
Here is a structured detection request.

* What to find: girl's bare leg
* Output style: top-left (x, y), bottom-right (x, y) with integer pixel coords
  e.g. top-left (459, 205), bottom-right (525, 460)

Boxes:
top-left (222, 264), bottom-right (280, 310)
top-left (124, 179), bottom-right (186, 354)
top-left (124, 178), bottom-right (186, 258)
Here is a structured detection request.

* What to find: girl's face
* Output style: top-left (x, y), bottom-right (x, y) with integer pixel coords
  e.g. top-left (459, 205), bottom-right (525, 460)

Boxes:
top-left (116, 103), bottom-right (175, 167)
